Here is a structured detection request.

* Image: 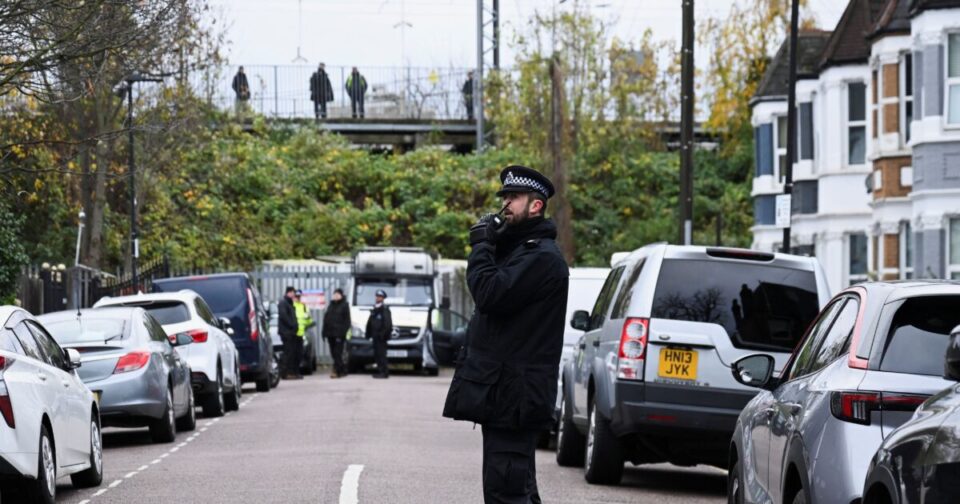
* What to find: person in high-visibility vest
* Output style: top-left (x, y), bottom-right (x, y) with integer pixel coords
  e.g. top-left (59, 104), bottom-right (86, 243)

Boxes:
top-left (288, 290), bottom-right (314, 379)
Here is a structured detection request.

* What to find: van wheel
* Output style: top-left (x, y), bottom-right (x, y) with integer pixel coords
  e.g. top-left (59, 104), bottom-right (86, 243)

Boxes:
top-left (584, 395), bottom-right (624, 485)
top-left (556, 391), bottom-right (586, 467)
top-left (26, 424), bottom-right (56, 503)
top-left (71, 417), bottom-right (103, 488)
top-left (150, 388), bottom-right (177, 443)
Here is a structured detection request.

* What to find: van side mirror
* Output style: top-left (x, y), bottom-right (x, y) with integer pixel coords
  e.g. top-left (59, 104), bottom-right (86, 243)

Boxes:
top-left (570, 310), bottom-right (590, 331)
top-left (732, 354), bottom-right (776, 389)
top-left (944, 326), bottom-right (960, 381)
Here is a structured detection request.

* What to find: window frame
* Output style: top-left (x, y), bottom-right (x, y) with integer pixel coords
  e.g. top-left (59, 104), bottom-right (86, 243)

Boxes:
top-left (948, 217), bottom-right (960, 279)
top-left (846, 81), bottom-right (868, 166)
top-left (899, 221), bottom-right (914, 280)
top-left (785, 297), bottom-right (848, 381)
top-left (900, 52), bottom-right (914, 145)
top-left (587, 266), bottom-right (625, 331)
top-left (848, 232), bottom-right (869, 286)
top-left (774, 114), bottom-right (788, 183)
top-left (945, 32), bottom-right (960, 127)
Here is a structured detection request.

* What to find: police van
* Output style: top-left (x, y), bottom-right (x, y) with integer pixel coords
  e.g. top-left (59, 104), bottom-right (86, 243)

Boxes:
top-left (345, 247), bottom-right (466, 375)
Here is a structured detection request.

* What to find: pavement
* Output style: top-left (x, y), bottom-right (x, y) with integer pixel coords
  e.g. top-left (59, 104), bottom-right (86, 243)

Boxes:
top-left (56, 369), bottom-right (726, 504)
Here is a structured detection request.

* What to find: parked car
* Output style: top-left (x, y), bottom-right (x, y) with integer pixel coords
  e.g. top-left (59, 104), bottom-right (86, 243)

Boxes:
top-left (862, 321), bottom-right (960, 504)
top-left (266, 301), bottom-right (317, 375)
top-left (729, 281), bottom-right (960, 504)
top-left (94, 291), bottom-right (241, 417)
top-left (556, 244), bottom-right (830, 485)
top-left (152, 273), bottom-right (276, 391)
top-left (0, 306), bottom-right (102, 503)
top-left (38, 307), bottom-right (196, 443)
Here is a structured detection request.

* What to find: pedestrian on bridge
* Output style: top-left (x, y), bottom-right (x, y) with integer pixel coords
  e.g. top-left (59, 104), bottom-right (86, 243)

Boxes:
top-left (366, 289), bottom-right (392, 379)
top-left (278, 286), bottom-right (300, 380)
top-left (462, 70), bottom-right (475, 120)
top-left (443, 165), bottom-right (569, 504)
top-left (310, 63), bottom-right (334, 120)
top-left (232, 66), bottom-right (251, 117)
top-left (346, 67), bottom-right (367, 119)
top-left (322, 288), bottom-right (351, 378)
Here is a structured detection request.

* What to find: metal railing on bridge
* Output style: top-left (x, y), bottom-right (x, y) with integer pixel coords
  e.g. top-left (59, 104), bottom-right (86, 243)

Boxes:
top-left (197, 64), bottom-right (475, 121)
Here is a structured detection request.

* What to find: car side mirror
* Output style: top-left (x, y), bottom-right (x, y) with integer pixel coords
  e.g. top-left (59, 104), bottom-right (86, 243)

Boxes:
top-left (218, 317), bottom-right (235, 336)
top-left (66, 348), bottom-right (82, 370)
top-left (570, 310), bottom-right (590, 331)
top-left (732, 354), bottom-right (776, 389)
top-left (944, 326), bottom-right (960, 381)
top-left (173, 333), bottom-right (194, 347)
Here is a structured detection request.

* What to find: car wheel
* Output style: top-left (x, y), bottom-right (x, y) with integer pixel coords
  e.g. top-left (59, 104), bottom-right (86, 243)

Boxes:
top-left (728, 459), bottom-right (743, 504)
top-left (583, 395), bottom-right (624, 485)
top-left (176, 386), bottom-right (197, 432)
top-left (556, 390), bottom-right (586, 467)
top-left (203, 367), bottom-right (226, 417)
top-left (791, 489), bottom-right (808, 504)
top-left (150, 387), bottom-right (177, 443)
top-left (224, 368), bottom-right (241, 412)
top-left (71, 417), bottom-right (103, 488)
top-left (424, 366), bottom-right (439, 377)
top-left (25, 424), bottom-right (56, 503)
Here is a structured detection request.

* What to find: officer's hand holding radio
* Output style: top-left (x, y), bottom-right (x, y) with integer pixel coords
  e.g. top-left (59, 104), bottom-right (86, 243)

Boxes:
top-left (469, 206), bottom-right (507, 245)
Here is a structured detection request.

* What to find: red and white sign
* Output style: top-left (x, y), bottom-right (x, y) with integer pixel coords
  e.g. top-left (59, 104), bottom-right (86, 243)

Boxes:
top-left (299, 289), bottom-right (327, 310)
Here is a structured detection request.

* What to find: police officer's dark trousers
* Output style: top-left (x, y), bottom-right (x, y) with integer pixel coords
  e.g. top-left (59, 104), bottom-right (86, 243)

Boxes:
top-left (285, 336), bottom-right (303, 377)
top-left (373, 334), bottom-right (388, 376)
top-left (481, 426), bottom-right (541, 504)
top-left (328, 337), bottom-right (346, 376)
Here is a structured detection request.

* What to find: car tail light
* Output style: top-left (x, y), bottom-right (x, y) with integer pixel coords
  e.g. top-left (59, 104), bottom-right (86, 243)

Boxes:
top-left (113, 351), bottom-right (151, 374)
top-left (0, 356), bottom-right (16, 428)
top-left (247, 288), bottom-right (259, 341)
top-left (830, 391), bottom-right (929, 425)
top-left (187, 329), bottom-right (208, 343)
top-left (617, 318), bottom-right (649, 380)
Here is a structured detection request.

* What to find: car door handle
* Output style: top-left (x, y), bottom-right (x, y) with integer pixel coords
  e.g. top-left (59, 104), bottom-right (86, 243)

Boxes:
top-left (62, 380), bottom-right (70, 388)
top-left (37, 372), bottom-right (47, 382)
top-left (592, 340), bottom-right (600, 347)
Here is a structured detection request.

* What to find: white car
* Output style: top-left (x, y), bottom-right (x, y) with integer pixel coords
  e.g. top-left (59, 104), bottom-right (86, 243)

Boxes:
top-left (0, 306), bottom-right (103, 503)
top-left (95, 291), bottom-right (241, 417)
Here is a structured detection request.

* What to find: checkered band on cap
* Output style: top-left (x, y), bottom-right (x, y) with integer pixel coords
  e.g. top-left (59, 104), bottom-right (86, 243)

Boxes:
top-left (503, 171), bottom-right (548, 195)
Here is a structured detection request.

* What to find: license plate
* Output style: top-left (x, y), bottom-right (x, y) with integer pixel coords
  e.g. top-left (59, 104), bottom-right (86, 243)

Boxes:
top-left (386, 349), bottom-right (408, 358)
top-left (93, 391), bottom-right (102, 404)
top-left (658, 348), bottom-right (698, 380)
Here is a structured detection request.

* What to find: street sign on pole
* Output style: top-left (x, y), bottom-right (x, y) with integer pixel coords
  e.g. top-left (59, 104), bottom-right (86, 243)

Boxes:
top-left (775, 194), bottom-right (792, 229)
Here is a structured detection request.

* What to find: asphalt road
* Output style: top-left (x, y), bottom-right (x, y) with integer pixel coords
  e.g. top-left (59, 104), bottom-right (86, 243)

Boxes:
top-left (56, 369), bottom-right (726, 504)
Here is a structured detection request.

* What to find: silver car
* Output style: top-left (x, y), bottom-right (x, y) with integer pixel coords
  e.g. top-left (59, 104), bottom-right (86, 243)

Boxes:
top-left (38, 307), bottom-right (196, 443)
top-left (729, 281), bottom-right (960, 504)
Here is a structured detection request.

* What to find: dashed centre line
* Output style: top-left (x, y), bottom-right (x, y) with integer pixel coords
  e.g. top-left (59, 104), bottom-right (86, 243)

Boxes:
top-left (339, 464), bottom-right (365, 504)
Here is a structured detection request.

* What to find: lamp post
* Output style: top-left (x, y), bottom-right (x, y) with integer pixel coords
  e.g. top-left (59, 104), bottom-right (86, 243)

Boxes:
top-left (74, 209), bottom-right (85, 267)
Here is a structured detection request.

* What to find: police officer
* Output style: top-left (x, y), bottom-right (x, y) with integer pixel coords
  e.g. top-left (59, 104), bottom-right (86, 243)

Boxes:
top-left (291, 289), bottom-right (314, 378)
top-left (443, 165), bottom-right (569, 504)
top-left (277, 286), bottom-right (300, 380)
top-left (366, 289), bottom-right (392, 379)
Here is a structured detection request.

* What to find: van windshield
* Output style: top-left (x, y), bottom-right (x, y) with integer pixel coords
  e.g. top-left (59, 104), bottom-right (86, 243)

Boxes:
top-left (154, 277), bottom-right (245, 314)
top-left (651, 259), bottom-right (820, 352)
top-left (355, 278), bottom-right (433, 306)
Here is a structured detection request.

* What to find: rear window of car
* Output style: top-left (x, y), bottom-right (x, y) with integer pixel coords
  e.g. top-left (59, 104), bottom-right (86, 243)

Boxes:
top-left (44, 318), bottom-right (128, 345)
top-left (138, 302), bottom-right (192, 325)
top-left (154, 277), bottom-right (246, 314)
top-left (879, 296), bottom-right (960, 376)
top-left (650, 259), bottom-right (820, 352)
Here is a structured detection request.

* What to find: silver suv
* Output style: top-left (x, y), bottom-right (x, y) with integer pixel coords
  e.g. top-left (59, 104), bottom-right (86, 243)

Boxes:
top-left (555, 244), bottom-right (830, 485)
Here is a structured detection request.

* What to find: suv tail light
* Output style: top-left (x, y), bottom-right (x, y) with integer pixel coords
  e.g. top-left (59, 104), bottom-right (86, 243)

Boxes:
top-left (617, 318), bottom-right (649, 380)
top-left (113, 351), bottom-right (151, 374)
top-left (186, 329), bottom-right (208, 343)
top-left (830, 391), bottom-right (929, 425)
top-left (247, 288), bottom-right (259, 341)
top-left (0, 356), bottom-right (16, 428)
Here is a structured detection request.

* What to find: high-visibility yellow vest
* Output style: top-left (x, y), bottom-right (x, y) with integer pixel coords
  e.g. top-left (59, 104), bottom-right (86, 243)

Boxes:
top-left (295, 301), bottom-right (312, 338)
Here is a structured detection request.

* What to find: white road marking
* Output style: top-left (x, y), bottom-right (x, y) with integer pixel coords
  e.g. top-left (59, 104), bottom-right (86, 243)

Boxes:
top-left (160, 452), bottom-right (169, 458)
top-left (124, 471), bottom-right (137, 478)
top-left (93, 489), bottom-right (107, 497)
top-left (201, 427), bottom-right (208, 432)
top-left (151, 458), bottom-right (162, 464)
top-left (138, 465), bottom-right (148, 471)
top-left (109, 479), bottom-right (122, 488)
top-left (339, 464), bottom-right (365, 504)
top-left (78, 500), bottom-right (90, 504)
top-left (170, 446), bottom-right (179, 452)
top-left (177, 442), bottom-right (188, 448)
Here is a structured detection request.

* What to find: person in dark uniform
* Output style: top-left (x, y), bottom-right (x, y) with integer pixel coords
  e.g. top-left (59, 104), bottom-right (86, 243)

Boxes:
top-left (310, 63), bottom-right (334, 120)
top-left (322, 288), bottom-right (351, 378)
top-left (366, 289), bottom-right (392, 379)
top-left (277, 286), bottom-right (300, 380)
top-left (462, 70), bottom-right (475, 120)
top-left (346, 67), bottom-right (367, 119)
top-left (443, 165), bottom-right (569, 504)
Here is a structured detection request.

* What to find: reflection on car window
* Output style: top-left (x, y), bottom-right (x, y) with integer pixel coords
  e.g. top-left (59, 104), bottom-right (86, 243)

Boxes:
top-left (28, 322), bottom-right (67, 369)
top-left (589, 267), bottom-right (625, 331)
top-left (355, 278), bottom-right (433, 306)
top-left (45, 318), bottom-right (127, 345)
top-left (153, 277), bottom-right (246, 313)
top-left (807, 298), bottom-right (858, 374)
top-left (880, 296), bottom-right (960, 376)
top-left (136, 302), bottom-right (191, 325)
top-left (11, 323), bottom-right (42, 361)
top-left (611, 260), bottom-right (645, 319)
top-left (651, 260), bottom-right (820, 352)
top-left (788, 299), bottom-right (845, 380)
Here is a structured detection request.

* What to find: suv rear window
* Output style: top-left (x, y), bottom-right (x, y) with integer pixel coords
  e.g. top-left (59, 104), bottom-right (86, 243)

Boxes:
top-left (154, 277), bottom-right (246, 314)
top-left (651, 259), bottom-right (820, 352)
top-left (879, 296), bottom-right (960, 376)
top-left (137, 302), bottom-right (191, 325)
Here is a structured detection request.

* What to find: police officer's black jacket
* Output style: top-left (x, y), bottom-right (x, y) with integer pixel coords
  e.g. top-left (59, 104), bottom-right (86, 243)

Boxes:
top-left (443, 217), bottom-right (569, 430)
top-left (365, 304), bottom-right (392, 341)
top-left (322, 299), bottom-right (351, 340)
top-left (278, 297), bottom-right (298, 337)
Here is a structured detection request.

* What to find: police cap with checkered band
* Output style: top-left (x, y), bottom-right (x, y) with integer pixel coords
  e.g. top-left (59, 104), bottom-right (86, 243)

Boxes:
top-left (495, 165), bottom-right (555, 199)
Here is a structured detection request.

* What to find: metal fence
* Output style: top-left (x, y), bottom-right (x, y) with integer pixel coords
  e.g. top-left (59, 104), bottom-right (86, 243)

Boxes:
top-left (198, 64), bottom-right (474, 120)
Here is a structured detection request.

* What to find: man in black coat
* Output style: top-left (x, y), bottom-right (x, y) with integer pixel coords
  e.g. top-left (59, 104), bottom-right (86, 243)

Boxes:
top-left (310, 63), bottom-right (334, 119)
top-left (462, 70), bottom-right (475, 120)
top-left (277, 286), bottom-right (300, 380)
top-left (443, 165), bottom-right (569, 504)
top-left (365, 289), bottom-right (392, 379)
top-left (231, 66), bottom-right (250, 117)
top-left (322, 288), bottom-right (351, 378)
top-left (346, 67), bottom-right (367, 119)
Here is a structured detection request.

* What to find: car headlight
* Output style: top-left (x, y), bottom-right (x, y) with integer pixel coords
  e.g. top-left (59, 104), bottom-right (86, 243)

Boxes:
top-left (351, 325), bottom-right (365, 339)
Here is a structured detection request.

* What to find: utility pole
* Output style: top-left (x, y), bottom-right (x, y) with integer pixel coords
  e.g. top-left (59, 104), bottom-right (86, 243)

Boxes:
top-left (493, 0), bottom-right (500, 69)
top-left (475, 0), bottom-right (500, 150)
top-left (782, 0), bottom-right (799, 253)
top-left (679, 0), bottom-right (694, 245)
top-left (475, 0), bottom-right (484, 150)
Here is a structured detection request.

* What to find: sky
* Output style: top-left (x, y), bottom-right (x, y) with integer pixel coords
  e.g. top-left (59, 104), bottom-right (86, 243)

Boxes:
top-left (208, 0), bottom-right (849, 71)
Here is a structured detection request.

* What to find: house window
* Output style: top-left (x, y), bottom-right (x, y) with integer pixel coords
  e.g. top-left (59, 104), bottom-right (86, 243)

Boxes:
top-left (949, 218), bottom-right (960, 279)
top-left (901, 53), bottom-right (913, 143)
top-left (775, 115), bottom-right (788, 183)
top-left (799, 102), bottom-right (814, 160)
top-left (948, 34), bottom-right (960, 124)
top-left (849, 232), bottom-right (869, 285)
top-left (900, 221), bottom-right (914, 279)
top-left (847, 82), bottom-right (867, 164)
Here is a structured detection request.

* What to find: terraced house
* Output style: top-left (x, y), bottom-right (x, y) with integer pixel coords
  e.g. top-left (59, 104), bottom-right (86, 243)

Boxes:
top-left (750, 0), bottom-right (960, 290)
